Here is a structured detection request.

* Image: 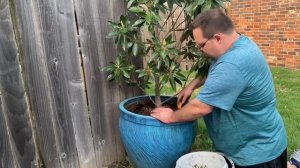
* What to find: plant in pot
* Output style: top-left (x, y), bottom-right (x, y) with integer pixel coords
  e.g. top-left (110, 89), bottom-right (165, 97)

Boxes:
top-left (103, 0), bottom-right (230, 167)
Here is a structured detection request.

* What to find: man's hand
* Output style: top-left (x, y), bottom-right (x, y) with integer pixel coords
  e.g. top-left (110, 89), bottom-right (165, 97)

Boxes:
top-left (150, 107), bottom-right (176, 124)
top-left (178, 77), bottom-right (206, 105)
top-left (178, 87), bottom-right (193, 105)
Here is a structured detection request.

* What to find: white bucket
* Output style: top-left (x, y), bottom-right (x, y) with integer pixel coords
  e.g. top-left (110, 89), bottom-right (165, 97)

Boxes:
top-left (176, 151), bottom-right (228, 168)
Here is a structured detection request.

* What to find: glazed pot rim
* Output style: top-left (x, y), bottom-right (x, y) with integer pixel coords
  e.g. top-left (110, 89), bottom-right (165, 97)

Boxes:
top-left (119, 95), bottom-right (195, 126)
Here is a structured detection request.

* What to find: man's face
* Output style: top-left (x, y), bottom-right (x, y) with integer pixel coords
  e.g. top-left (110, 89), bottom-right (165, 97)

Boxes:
top-left (193, 28), bottom-right (221, 59)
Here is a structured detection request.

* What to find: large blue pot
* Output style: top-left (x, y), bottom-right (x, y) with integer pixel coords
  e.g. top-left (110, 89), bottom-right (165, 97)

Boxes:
top-left (119, 96), bottom-right (197, 168)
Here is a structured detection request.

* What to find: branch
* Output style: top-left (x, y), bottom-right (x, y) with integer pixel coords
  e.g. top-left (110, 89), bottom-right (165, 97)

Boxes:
top-left (163, 19), bottom-right (187, 39)
top-left (161, 5), bottom-right (180, 29)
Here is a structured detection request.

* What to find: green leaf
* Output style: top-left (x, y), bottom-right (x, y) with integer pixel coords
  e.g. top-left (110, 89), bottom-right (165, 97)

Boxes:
top-left (106, 31), bottom-right (119, 38)
top-left (174, 0), bottom-right (183, 7)
top-left (137, 70), bottom-right (146, 78)
top-left (120, 15), bottom-right (130, 26)
top-left (160, 51), bottom-right (167, 59)
top-left (149, 53), bottom-right (158, 62)
top-left (151, 11), bottom-right (161, 23)
top-left (202, 0), bottom-right (213, 12)
top-left (169, 77), bottom-right (176, 90)
top-left (180, 29), bottom-right (192, 42)
top-left (212, 0), bottom-right (228, 8)
top-left (185, 0), bottom-right (205, 16)
top-left (166, 42), bottom-right (176, 48)
top-left (125, 65), bottom-right (135, 71)
top-left (161, 75), bottom-right (169, 86)
top-left (167, 0), bottom-right (174, 11)
top-left (116, 35), bottom-right (122, 46)
top-left (127, 0), bottom-right (135, 8)
top-left (157, 59), bottom-right (162, 69)
top-left (174, 77), bottom-right (182, 85)
top-left (165, 34), bottom-right (173, 43)
top-left (121, 69), bottom-right (131, 78)
top-left (196, 60), bottom-right (210, 78)
top-left (127, 42), bottom-right (133, 48)
top-left (174, 72), bottom-right (187, 81)
top-left (122, 35), bottom-right (127, 51)
top-left (108, 21), bottom-right (119, 29)
top-left (145, 12), bottom-right (152, 24)
top-left (115, 56), bottom-right (121, 65)
top-left (197, 0), bottom-right (206, 6)
top-left (101, 65), bottom-right (114, 72)
top-left (128, 6), bottom-right (144, 13)
top-left (132, 42), bottom-right (138, 56)
top-left (107, 74), bottom-right (115, 81)
top-left (165, 57), bottom-right (170, 67)
top-left (132, 19), bottom-right (145, 27)
top-left (138, 0), bottom-right (148, 3)
top-left (157, 4), bottom-right (167, 14)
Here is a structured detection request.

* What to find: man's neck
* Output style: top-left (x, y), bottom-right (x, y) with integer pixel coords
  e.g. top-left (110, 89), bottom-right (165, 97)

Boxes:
top-left (214, 31), bottom-right (241, 59)
top-left (227, 31), bottom-right (241, 49)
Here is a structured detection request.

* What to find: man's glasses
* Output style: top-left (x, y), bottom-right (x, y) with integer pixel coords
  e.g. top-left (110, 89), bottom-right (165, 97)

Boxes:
top-left (196, 35), bottom-right (214, 49)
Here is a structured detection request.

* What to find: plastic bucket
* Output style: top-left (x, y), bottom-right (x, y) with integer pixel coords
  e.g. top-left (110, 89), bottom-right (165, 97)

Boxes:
top-left (175, 151), bottom-right (228, 168)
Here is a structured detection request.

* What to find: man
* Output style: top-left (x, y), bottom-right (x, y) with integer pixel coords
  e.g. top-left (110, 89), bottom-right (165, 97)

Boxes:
top-left (151, 9), bottom-right (287, 168)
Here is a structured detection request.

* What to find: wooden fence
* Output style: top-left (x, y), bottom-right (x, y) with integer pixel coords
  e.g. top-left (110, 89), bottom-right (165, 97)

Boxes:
top-left (0, 0), bottom-right (142, 167)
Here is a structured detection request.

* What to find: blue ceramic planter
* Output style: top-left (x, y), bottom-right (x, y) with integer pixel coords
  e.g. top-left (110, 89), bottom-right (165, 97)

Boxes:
top-left (119, 96), bottom-right (197, 168)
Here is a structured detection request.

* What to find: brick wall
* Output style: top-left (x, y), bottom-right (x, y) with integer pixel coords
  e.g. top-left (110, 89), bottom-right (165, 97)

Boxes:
top-left (228, 0), bottom-right (300, 69)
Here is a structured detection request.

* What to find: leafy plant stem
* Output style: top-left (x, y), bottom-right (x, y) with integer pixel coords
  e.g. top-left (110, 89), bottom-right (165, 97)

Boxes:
top-left (154, 76), bottom-right (162, 106)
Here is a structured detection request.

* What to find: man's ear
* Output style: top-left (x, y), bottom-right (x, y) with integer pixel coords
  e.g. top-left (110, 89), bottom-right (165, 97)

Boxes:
top-left (214, 34), bottom-right (222, 42)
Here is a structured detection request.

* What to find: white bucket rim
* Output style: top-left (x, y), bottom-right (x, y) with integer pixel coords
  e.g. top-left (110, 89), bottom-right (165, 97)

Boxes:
top-left (176, 151), bottom-right (228, 168)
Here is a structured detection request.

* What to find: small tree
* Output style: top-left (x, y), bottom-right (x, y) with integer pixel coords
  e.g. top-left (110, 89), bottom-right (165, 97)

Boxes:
top-left (103, 0), bottom-right (230, 106)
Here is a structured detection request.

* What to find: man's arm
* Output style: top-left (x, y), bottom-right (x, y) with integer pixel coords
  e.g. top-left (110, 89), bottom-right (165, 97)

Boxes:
top-left (178, 77), bottom-right (207, 104)
top-left (151, 98), bottom-right (213, 123)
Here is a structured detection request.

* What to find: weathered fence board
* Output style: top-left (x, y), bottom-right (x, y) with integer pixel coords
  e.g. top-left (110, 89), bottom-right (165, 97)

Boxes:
top-left (10, 0), bottom-right (63, 167)
top-left (74, 0), bottom-right (143, 166)
top-left (53, 0), bottom-right (97, 167)
top-left (0, 0), bottom-right (37, 167)
top-left (34, 0), bottom-right (96, 167)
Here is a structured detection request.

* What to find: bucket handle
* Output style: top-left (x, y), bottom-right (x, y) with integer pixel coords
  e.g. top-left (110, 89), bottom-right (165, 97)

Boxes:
top-left (215, 152), bottom-right (235, 168)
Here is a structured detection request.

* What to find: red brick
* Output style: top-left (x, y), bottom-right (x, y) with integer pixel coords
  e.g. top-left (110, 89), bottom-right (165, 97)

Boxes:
top-left (229, 0), bottom-right (300, 69)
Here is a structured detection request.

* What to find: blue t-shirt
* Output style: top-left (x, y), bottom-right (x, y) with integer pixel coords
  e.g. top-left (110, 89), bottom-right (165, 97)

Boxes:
top-left (197, 35), bottom-right (287, 166)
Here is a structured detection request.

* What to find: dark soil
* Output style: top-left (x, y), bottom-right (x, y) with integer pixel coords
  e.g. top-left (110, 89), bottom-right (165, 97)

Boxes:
top-left (126, 97), bottom-right (178, 116)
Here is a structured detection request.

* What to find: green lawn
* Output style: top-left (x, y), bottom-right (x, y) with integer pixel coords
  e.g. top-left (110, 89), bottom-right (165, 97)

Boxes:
top-left (271, 67), bottom-right (300, 156)
top-left (147, 67), bottom-right (300, 156)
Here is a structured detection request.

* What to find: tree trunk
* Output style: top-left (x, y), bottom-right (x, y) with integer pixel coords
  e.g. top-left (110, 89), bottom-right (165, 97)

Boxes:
top-left (154, 77), bottom-right (162, 106)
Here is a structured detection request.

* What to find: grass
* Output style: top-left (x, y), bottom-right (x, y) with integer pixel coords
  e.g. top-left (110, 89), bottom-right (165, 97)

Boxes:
top-left (271, 67), bottom-right (300, 156)
top-left (111, 67), bottom-right (300, 167)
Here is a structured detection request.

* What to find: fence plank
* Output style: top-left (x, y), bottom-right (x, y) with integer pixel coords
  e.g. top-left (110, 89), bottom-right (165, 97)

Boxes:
top-left (10, 0), bottom-right (61, 167)
top-left (0, 0), bottom-right (38, 167)
top-left (74, 0), bottom-right (143, 166)
top-left (34, 0), bottom-right (95, 167)
top-left (54, 0), bottom-right (97, 167)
